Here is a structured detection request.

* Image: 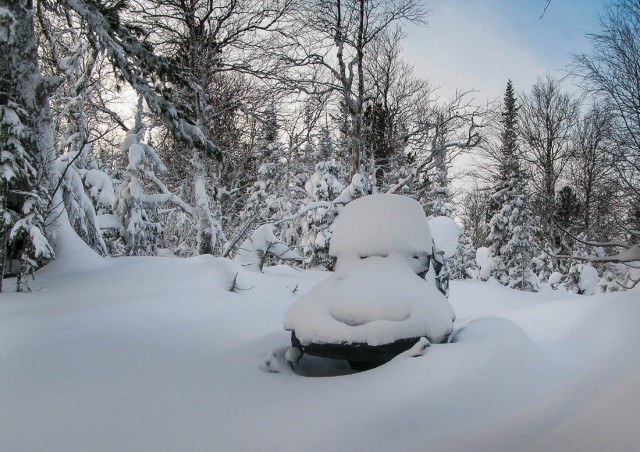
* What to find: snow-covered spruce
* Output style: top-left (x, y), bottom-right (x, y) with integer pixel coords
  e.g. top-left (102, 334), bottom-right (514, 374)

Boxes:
top-left (55, 152), bottom-right (107, 255)
top-left (113, 125), bottom-right (172, 256)
top-left (299, 159), bottom-right (344, 269)
top-left (486, 81), bottom-right (540, 291)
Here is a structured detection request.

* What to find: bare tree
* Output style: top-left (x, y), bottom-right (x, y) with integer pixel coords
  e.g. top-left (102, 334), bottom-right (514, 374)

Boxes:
top-left (131, 0), bottom-right (293, 255)
top-left (520, 75), bottom-right (580, 240)
top-left (567, 102), bottom-right (619, 240)
top-left (278, 0), bottom-right (428, 178)
top-left (572, 0), bottom-right (640, 220)
top-left (457, 182), bottom-right (490, 247)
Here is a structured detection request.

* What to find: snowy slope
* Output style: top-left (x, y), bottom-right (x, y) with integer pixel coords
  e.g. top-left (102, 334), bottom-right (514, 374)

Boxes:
top-left (1, 255), bottom-right (639, 452)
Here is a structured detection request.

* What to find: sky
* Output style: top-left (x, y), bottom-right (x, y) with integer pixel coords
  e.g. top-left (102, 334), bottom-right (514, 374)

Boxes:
top-left (402, 0), bottom-right (609, 102)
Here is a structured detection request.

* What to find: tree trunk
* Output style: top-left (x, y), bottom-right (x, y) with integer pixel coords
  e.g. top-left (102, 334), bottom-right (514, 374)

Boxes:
top-left (193, 150), bottom-right (216, 255)
top-left (351, 0), bottom-right (366, 178)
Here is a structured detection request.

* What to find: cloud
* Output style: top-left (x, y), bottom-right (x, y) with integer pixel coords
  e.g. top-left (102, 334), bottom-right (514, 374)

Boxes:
top-left (401, 0), bottom-right (603, 100)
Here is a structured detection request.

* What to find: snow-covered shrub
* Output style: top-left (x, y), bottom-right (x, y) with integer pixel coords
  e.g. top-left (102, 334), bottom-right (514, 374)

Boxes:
top-left (114, 127), bottom-right (172, 256)
top-left (597, 263), bottom-right (640, 293)
top-left (83, 168), bottom-right (116, 214)
top-left (476, 247), bottom-right (493, 281)
top-left (160, 207), bottom-right (198, 258)
top-left (300, 160), bottom-right (344, 269)
top-left (548, 271), bottom-right (564, 290)
top-left (235, 224), bottom-right (301, 272)
top-left (242, 163), bottom-right (284, 224)
top-left (55, 153), bottom-right (107, 255)
top-left (564, 263), bottom-right (599, 295)
top-left (451, 230), bottom-right (477, 279)
top-left (9, 192), bottom-right (55, 292)
top-left (428, 216), bottom-right (459, 297)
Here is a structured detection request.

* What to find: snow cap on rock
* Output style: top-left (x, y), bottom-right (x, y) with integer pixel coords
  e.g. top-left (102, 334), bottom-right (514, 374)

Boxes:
top-left (329, 194), bottom-right (432, 258)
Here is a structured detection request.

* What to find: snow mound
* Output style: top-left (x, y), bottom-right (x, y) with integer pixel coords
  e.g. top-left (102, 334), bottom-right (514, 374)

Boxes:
top-left (40, 193), bottom-right (107, 275)
top-left (287, 194), bottom-right (454, 347)
top-left (329, 194), bottom-right (432, 258)
top-left (476, 246), bottom-right (490, 268)
top-left (451, 316), bottom-right (532, 346)
top-left (578, 264), bottom-right (599, 295)
top-left (428, 216), bottom-right (459, 258)
top-left (284, 255), bottom-right (455, 346)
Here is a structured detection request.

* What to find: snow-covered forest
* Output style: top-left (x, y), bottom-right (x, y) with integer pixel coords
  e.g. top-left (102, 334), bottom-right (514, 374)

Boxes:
top-left (1, 0), bottom-right (636, 291)
top-left (1, 0), bottom-right (640, 450)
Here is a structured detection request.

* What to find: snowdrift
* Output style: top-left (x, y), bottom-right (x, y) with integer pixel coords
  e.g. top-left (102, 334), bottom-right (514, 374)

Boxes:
top-left (1, 254), bottom-right (639, 452)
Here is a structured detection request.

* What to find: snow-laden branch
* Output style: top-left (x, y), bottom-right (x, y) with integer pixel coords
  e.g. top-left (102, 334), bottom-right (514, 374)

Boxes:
top-left (144, 170), bottom-right (196, 218)
top-left (58, 0), bottom-right (222, 158)
top-left (553, 221), bottom-right (640, 265)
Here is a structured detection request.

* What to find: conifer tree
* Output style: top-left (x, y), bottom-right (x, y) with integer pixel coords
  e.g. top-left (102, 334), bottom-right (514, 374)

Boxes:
top-left (242, 105), bottom-right (287, 228)
top-left (487, 81), bottom-right (519, 256)
top-left (114, 108), bottom-right (172, 256)
top-left (451, 231), bottom-right (477, 280)
top-left (0, 3), bottom-right (56, 291)
top-left (300, 157), bottom-right (344, 269)
top-left (0, 100), bottom-right (54, 292)
top-left (487, 81), bottom-right (540, 291)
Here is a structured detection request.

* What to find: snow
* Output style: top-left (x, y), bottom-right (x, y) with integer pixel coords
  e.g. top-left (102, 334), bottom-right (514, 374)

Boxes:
top-left (96, 214), bottom-right (124, 232)
top-left (428, 216), bottom-right (459, 258)
top-left (577, 264), bottom-right (600, 295)
top-left (329, 194), bottom-right (432, 258)
top-left (234, 224), bottom-right (301, 272)
top-left (0, 7), bottom-right (15, 44)
top-left (285, 194), bottom-right (454, 346)
top-left (476, 246), bottom-right (490, 268)
top-left (284, 255), bottom-right (455, 346)
top-left (548, 271), bottom-right (563, 287)
top-left (83, 168), bottom-right (116, 207)
top-left (1, 251), bottom-right (640, 451)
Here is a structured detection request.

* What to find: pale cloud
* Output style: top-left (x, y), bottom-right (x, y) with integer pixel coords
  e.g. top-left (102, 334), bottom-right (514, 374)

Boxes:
top-left (402, 0), bottom-right (605, 101)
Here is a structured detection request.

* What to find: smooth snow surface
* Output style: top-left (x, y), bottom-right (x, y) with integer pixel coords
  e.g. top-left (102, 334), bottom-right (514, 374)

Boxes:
top-left (2, 254), bottom-right (640, 452)
top-left (329, 194), bottom-right (432, 258)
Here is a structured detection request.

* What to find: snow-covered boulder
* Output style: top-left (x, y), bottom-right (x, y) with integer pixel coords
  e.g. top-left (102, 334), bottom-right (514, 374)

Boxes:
top-left (284, 194), bottom-right (455, 361)
top-left (284, 254), bottom-right (455, 347)
top-left (329, 193), bottom-right (432, 260)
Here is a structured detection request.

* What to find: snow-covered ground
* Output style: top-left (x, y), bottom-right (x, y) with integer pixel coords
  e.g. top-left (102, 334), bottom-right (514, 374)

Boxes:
top-left (1, 251), bottom-right (639, 451)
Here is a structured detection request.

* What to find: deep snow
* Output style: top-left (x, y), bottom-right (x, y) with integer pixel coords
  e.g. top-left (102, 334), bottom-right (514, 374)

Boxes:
top-left (1, 250), bottom-right (639, 452)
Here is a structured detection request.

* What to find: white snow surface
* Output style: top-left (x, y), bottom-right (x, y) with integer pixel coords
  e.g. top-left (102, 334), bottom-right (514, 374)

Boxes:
top-left (329, 194), bottom-right (432, 258)
top-left (2, 253), bottom-right (640, 451)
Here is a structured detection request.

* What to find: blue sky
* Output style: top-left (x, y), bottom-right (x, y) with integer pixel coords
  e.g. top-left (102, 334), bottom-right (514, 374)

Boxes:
top-left (402, 0), bottom-right (609, 101)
